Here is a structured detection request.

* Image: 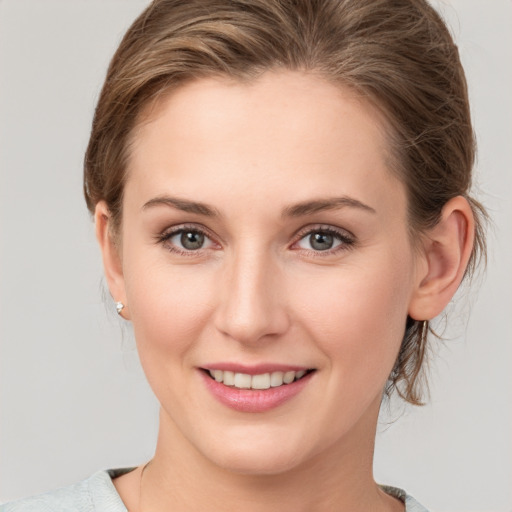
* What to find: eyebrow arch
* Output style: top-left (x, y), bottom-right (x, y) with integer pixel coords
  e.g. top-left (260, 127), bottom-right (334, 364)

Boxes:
top-left (282, 196), bottom-right (376, 217)
top-left (142, 196), bottom-right (220, 217)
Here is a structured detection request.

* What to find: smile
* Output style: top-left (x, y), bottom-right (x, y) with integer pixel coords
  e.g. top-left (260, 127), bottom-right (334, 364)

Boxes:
top-left (201, 366), bottom-right (316, 413)
top-left (207, 369), bottom-right (311, 390)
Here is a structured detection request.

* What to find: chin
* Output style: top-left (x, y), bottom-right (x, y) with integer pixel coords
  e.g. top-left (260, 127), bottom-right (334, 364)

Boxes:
top-left (193, 425), bottom-right (318, 476)
top-left (209, 446), bottom-right (306, 476)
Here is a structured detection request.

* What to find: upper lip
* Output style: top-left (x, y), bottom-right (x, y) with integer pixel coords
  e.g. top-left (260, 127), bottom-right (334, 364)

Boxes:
top-left (200, 363), bottom-right (313, 375)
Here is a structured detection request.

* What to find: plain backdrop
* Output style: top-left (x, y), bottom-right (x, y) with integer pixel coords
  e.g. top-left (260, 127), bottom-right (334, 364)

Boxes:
top-left (0, 1), bottom-right (511, 510)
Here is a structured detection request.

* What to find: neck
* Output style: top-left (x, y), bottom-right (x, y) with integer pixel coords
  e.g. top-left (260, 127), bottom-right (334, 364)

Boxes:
top-left (140, 397), bottom-right (402, 512)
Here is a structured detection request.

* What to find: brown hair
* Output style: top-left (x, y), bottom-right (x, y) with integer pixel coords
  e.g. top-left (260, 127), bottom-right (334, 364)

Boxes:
top-left (84, 0), bottom-right (487, 405)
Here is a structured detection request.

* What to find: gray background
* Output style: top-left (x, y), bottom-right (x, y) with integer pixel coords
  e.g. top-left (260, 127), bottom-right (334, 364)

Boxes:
top-left (1, 1), bottom-right (511, 510)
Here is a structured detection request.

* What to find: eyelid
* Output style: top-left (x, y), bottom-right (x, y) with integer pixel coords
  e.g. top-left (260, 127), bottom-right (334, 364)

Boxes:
top-left (290, 224), bottom-right (356, 254)
top-left (156, 223), bottom-right (221, 254)
top-left (155, 222), bottom-right (355, 257)
top-left (292, 224), bottom-right (355, 242)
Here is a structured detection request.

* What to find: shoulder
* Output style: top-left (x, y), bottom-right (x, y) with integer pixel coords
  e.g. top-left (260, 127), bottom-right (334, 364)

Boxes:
top-left (2, 473), bottom-right (429, 512)
top-left (0, 469), bottom-right (134, 512)
top-left (381, 485), bottom-right (430, 512)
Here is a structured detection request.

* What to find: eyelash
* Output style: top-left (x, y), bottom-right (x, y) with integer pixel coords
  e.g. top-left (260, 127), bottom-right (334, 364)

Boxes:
top-left (156, 224), bottom-right (355, 257)
top-left (156, 224), bottom-right (218, 257)
top-left (292, 225), bottom-right (355, 257)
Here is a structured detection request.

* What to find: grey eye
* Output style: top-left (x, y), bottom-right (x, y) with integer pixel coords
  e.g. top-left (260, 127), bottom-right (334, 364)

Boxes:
top-left (309, 232), bottom-right (334, 251)
top-left (162, 227), bottom-right (215, 254)
top-left (296, 229), bottom-right (347, 252)
top-left (179, 231), bottom-right (205, 250)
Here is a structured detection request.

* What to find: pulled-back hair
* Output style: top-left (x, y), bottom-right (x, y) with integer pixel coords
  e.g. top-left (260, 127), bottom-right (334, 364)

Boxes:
top-left (84, 0), bottom-right (487, 405)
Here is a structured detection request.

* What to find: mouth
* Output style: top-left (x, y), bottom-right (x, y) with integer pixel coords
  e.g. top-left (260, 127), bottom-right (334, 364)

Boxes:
top-left (200, 365), bottom-right (316, 413)
top-left (202, 368), bottom-right (315, 390)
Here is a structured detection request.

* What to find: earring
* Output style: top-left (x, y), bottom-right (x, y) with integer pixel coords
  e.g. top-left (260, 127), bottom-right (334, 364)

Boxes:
top-left (115, 302), bottom-right (125, 315)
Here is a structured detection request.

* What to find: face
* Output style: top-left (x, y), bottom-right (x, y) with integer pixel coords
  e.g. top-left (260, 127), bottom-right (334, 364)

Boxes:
top-left (107, 71), bottom-right (422, 474)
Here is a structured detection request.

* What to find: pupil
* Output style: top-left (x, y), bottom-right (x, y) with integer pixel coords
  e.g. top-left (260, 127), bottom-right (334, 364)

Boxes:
top-left (310, 232), bottom-right (333, 251)
top-left (181, 231), bottom-right (204, 250)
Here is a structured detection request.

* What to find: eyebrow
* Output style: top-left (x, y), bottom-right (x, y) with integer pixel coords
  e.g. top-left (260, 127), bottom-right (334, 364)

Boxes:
top-left (281, 196), bottom-right (376, 217)
top-left (141, 194), bottom-right (376, 218)
top-left (142, 196), bottom-right (220, 217)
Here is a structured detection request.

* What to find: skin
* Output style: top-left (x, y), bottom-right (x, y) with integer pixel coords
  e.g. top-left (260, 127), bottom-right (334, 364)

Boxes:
top-left (96, 71), bottom-right (474, 512)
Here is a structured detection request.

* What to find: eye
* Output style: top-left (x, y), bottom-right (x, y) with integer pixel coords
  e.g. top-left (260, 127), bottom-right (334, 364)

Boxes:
top-left (158, 225), bottom-right (216, 254)
top-left (299, 232), bottom-right (339, 251)
top-left (173, 230), bottom-right (207, 250)
top-left (294, 227), bottom-right (354, 253)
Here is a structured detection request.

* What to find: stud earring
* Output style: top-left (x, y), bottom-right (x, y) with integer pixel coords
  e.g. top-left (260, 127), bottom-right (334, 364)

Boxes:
top-left (115, 302), bottom-right (125, 315)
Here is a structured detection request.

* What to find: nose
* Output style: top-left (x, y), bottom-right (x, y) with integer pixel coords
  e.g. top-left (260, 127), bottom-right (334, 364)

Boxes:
top-left (213, 245), bottom-right (290, 345)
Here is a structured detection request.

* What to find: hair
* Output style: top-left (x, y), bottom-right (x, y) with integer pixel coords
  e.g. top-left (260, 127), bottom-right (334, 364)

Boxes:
top-left (84, 0), bottom-right (487, 405)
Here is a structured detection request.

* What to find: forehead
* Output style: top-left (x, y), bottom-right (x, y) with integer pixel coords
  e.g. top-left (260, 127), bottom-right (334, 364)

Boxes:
top-left (125, 70), bottom-right (404, 217)
top-left (132, 70), bottom-right (390, 154)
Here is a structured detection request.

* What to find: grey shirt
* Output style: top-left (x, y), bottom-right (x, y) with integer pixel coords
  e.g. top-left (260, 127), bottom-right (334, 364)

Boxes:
top-left (1, 468), bottom-right (429, 511)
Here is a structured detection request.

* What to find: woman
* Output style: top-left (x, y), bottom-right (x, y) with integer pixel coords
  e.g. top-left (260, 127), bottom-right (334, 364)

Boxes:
top-left (1, 0), bottom-right (489, 510)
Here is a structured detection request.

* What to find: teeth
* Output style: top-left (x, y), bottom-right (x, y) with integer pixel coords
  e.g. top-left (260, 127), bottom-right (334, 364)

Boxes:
top-left (223, 370), bottom-right (235, 386)
top-left (208, 369), bottom-right (309, 389)
top-left (283, 371), bottom-right (295, 384)
top-left (270, 371), bottom-right (284, 387)
top-left (234, 373), bottom-right (252, 389)
top-left (251, 373), bottom-right (271, 390)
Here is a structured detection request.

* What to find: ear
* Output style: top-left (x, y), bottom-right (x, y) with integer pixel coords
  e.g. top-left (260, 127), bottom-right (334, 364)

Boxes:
top-left (95, 201), bottom-right (130, 320)
top-left (408, 196), bottom-right (475, 321)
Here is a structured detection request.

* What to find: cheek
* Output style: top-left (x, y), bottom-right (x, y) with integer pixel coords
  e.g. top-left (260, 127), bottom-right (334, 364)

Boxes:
top-left (290, 253), bottom-right (413, 388)
top-left (122, 251), bottom-right (217, 364)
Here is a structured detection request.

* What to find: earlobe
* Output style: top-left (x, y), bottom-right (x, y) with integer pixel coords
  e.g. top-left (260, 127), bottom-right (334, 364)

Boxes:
top-left (408, 196), bottom-right (475, 321)
top-left (95, 201), bottom-right (130, 320)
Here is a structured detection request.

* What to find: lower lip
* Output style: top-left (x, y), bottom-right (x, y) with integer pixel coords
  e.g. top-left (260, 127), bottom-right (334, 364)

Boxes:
top-left (200, 371), bottom-right (314, 413)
